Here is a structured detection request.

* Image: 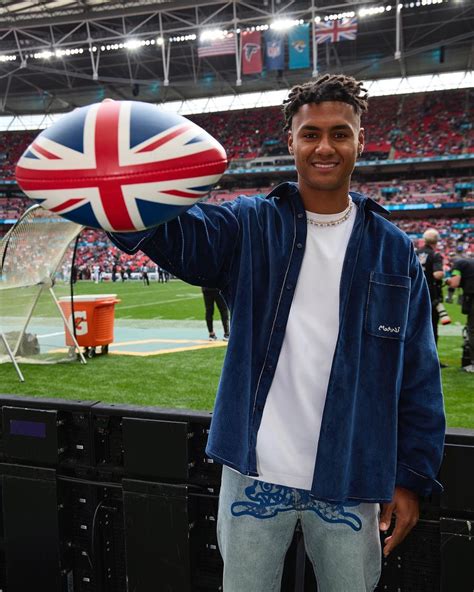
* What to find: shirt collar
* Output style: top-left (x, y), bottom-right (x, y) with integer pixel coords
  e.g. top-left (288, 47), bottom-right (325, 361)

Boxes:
top-left (265, 182), bottom-right (389, 216)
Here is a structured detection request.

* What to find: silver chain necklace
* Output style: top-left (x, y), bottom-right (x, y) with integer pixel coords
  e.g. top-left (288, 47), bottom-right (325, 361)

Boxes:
top-left (306, 201), bottom-right (353, 228)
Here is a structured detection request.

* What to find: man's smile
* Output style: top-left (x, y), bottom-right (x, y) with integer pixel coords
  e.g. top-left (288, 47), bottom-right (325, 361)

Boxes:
top-left (311, 161), bottom-right (340, 169)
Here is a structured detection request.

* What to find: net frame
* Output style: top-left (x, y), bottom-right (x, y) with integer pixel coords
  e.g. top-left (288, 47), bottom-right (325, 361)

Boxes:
top-left (0, 204), bottom-right (86, 380)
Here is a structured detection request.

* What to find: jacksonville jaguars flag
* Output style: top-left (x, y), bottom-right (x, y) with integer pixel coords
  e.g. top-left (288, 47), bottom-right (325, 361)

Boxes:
top-left (241, 30), bottom-right (262, 74)
top-left (289, 24), bottom-right (310, 70)
top-left (264, 30), bottom-right (284, 71)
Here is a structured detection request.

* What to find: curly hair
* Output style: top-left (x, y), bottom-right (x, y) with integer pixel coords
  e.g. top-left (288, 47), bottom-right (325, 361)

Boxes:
top-left (282, 74), bottom-right (368, 131)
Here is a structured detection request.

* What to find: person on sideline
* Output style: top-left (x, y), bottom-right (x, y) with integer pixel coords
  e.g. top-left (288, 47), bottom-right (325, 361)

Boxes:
top-left (108, 74), bottom-right (445, 592)
top-left (446, 255), bottom-right (474, 372)
top-left (202, 286), bottom-right (230, 341)
top-left (416, 228), bottom-right (450, 366)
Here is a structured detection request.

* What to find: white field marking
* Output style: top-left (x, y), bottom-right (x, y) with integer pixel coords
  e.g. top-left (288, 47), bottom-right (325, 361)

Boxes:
top-left (118, 294), bottom-right (201, 310)
top-left (38, 331), bottom-right (65, 338)
top-left (110, 338), bottom-right (209, 346)
top-left (72, 287), bottom-right (193, 297)
top-left (49, 341), bottom-right (227, 357)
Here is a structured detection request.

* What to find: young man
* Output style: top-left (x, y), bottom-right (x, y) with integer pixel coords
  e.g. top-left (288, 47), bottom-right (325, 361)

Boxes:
top-left (109, 74), bottom-right (445, 591)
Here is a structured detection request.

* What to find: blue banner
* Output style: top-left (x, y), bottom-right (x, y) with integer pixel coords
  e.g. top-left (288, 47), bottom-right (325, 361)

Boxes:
top-left (289, 24), bottom-right (310, 70)
top-left (264, 31), bottom-right (284, 71)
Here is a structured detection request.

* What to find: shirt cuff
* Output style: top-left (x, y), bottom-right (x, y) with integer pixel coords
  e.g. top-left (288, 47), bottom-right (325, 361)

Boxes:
top-left (396, 463), bottom-right (443, 497)
top-left (107, 230), bottom-right (155, 254)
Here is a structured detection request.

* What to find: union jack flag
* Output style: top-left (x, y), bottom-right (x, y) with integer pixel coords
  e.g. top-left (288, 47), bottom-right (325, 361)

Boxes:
top-left (15, 101), bottom-right (227, 232)
top-left (315, 18), bottom-right (358, 44)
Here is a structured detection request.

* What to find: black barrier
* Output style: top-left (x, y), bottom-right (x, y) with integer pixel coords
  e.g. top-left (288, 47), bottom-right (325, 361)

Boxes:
top-left (0, 394), bottom-right (472, 591)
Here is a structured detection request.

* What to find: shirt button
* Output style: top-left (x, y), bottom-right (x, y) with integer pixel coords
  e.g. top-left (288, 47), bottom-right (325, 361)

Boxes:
top-left (286, 284), bottom-right (293, 290)
top-left (267, 363), bottom-right (273, 370)
top-left (297, 213), bottom-right (303, 219)
top-left (296, 243), bottom-right (303, 249)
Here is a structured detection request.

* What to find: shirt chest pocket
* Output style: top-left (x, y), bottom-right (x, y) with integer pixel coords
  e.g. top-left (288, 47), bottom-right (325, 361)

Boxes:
top-left (365, 271), bottom-right (411, 341)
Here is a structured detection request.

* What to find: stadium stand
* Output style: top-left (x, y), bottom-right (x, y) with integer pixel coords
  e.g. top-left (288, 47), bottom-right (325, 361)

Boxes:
top-left (0, 88), bottom-right (471, 181)
top-left (189, 88), bottom-right (474, 162)
top-left (207, 178), bottom-right (473, 205)
top-left (0, 131), bottom-right (37, 180)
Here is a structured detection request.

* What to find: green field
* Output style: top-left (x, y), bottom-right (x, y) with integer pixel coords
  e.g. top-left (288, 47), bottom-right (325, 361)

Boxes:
top-left (0, 279), bottom-right (472, 428)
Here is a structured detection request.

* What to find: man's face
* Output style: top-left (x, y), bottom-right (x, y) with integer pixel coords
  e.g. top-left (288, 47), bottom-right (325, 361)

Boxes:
top-left (288, 101), bottom-right (364, 194)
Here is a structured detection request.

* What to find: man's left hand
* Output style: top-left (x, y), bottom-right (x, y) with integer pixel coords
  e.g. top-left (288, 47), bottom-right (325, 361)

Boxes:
top-left (379, 486), bottom-right (419, 557)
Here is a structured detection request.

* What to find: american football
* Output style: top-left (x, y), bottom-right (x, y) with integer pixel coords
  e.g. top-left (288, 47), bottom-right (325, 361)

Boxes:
top-left (14, 100), bottom-right (228, 232)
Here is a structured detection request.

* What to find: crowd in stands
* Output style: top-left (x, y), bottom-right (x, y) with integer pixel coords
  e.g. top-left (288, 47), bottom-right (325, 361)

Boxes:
top-left (190, 88), bottom-right (474, 162)
top-left (392, 90), bottom-right (473, 158)
top-left (0, 196), bottom-right (30, 219)
top-left (0, 89), bottom-right (471, 180)
top-left (207, 177), bottom-right (473, 205)
top-left (351, 177), bottom-right (473, 204)
top-left (190, 107), bottom-right (286, 160)
top-left (0, 131), bottom-right (37, 180)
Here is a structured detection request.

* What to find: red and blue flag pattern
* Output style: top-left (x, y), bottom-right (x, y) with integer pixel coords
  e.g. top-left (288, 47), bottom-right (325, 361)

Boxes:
top-left (15, 100), bottom-right (228, 232)
top-left (315, 18), bottom-right (358, 44)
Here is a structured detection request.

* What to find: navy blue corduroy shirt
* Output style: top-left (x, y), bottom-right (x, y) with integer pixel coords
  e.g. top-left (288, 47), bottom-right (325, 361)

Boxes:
top-left (109, 182), bottom-right (445, 503)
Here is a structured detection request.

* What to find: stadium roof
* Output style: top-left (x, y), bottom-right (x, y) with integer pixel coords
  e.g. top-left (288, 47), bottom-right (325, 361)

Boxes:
top-left (0, 0), bottom-right (472, 115)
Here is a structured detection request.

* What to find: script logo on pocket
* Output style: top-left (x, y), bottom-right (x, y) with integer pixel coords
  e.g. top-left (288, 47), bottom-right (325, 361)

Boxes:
top-left (378, 324), bottom-right (400, 334)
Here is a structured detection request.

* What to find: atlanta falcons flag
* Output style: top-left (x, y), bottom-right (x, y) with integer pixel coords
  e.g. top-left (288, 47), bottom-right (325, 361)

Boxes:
top-left (315, 17), bottom-right (358, 44)
top-left (15, 101), bottom-right (228, 232)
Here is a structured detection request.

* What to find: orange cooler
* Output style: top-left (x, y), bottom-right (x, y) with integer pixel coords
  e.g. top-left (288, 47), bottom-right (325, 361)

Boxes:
top-left (59, 294), bottom-right (121, 348)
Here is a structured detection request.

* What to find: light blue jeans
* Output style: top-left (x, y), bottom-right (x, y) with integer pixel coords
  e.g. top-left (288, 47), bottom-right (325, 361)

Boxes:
top-left (217, 466), bottom-right (382, 592)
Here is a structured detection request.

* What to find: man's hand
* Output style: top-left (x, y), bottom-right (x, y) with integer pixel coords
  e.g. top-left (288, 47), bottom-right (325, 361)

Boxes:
top-left (379, 486), bottom-right (419, 557)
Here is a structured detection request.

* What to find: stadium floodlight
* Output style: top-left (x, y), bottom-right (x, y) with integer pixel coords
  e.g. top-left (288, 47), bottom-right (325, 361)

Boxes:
top-left (125, 39), bottom-right (142, 50)
top-left (359, 5), bottom-right (387, 17)
top-left (200, 29), bottom-right (228, 42)
top-left (270, 18), bottom-right (302, 30)
top-left (325, 11), bottom-right (356, 20)
top-left (156, 37), bottom-right (164, 45)
top-left (0, 54), bottom-right (16, 62)
top-left (169, 34), bottom-right (196, 43)
top-left (34, 51), bottom-right (53, 59)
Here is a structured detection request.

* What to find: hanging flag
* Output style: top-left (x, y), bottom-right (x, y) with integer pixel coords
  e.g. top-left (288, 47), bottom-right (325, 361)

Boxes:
top-left (197, 33), bottom-right (236, 58)
top-left (241, 30), bottom-right (263, 74)
top-left (264, 30), bottom-right (284, 71)
top-left (289, 23), bottom-right (310, 69)
top-left (315, 17), bottom-right (358, 44)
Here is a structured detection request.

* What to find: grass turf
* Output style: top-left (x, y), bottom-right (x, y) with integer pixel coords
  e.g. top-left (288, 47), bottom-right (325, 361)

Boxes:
top-left (0, 280), bottom-right (472, 428)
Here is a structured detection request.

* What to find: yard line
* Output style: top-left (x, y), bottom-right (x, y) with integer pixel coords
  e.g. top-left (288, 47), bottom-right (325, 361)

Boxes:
top-left (110, 338), bottom-right (209, 346)
top-left (59, 287), bottom-right (193, 295)
top-left (119, 294), bottom-right (201, 310)
top-left (38, 331), bottom-right (65, 338)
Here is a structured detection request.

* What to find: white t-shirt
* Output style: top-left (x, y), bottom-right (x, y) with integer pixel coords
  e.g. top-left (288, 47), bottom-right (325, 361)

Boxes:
top-left (254, 198), bottom-right (357, 490)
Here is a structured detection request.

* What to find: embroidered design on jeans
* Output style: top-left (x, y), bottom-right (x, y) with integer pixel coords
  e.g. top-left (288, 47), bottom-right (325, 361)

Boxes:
top-left (378, 324), bottom-right (400, 333)
top-left (230, 481), bottom-right (362, 531)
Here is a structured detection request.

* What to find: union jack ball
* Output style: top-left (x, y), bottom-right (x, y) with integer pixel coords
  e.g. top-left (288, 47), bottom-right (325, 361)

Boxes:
top-left (15, 100), bottom-right (228, 232)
